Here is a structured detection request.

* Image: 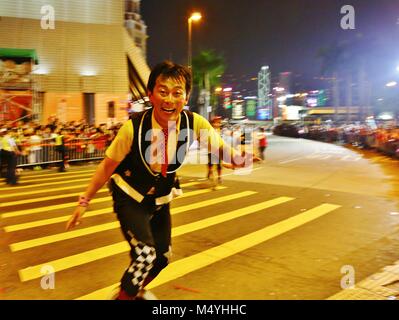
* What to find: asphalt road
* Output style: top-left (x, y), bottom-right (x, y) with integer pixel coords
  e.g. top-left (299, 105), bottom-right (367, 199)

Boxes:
top-left (1, 134), bottom-right (399, 300)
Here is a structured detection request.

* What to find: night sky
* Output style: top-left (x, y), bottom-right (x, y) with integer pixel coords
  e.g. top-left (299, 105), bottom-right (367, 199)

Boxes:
top-left (141, 0), bottom-right (399, 92)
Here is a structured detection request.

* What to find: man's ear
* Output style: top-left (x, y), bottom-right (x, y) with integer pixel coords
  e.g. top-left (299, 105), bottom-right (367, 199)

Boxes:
top-left (185, 93), bottom-right (190, 105)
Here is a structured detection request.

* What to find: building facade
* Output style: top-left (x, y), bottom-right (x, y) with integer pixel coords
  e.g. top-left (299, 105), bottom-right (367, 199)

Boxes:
top-left (125, 0), bottom-right (148, 58)
top-left (0, 0), bottom-right (150, 126)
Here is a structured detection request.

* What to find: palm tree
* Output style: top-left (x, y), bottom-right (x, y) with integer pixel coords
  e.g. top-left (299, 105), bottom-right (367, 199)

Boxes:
top-left (192, 50), bottom-right (226, 119)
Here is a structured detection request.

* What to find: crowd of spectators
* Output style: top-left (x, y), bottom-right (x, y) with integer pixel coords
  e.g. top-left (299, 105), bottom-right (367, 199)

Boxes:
top-left (273, 122), bottom-right (399, 159)
top-left (340, 125), bottom-right (399, 157)
top-left (0, 116), bottom-right (124, 167)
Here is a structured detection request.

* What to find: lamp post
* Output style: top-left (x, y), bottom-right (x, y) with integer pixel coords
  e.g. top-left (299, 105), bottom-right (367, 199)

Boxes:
top-left (187, 12), bottom-right (202, 69)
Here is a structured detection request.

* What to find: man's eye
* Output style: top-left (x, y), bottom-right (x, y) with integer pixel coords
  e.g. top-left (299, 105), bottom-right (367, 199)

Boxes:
top-left (174, 92), bottom-right (183, 97)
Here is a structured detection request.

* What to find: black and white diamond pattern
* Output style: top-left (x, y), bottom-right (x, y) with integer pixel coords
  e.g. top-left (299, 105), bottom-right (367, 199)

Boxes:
top-left (128, 242), bottom-right (156, 287)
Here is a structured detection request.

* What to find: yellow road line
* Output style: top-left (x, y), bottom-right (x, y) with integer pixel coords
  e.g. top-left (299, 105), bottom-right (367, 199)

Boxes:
top-left (0, 188), bottom-right (109, 209)
top-left (176, 181), bottom-right (202, 188)
top-left (77, 203), bottom-right (340, 299)
top-left (8, 191), bottom-right (257, 248)
top-left (146, 203), bottom-right (341, 290)
top-left (18, 195), bottom-right (298, 282)
top-left (172, 196), bottom-right (294, 236)
top-left (10, 192), bottom-right (260, 252)
top-left (1, 182), bottom-right (214, 219)
top-left (5, 191), bottom-right (255, 232)
top-left (0, 173), bottom-right (93, 186)
top-left (171, 191), bottom-right (257, 215)
top-left (1, 195), bottom-right (112, 219)
top-left (13, 168), bottom-right (96, 179)
top-left (19, 242), bottom-right (130, 283)
top-left (0, 178), bottom-right (92, 194)
top-left (4, 208), bottom-right (112, 232)
top-left (10, 222), bottom-right (120, 252)
top-left (0, 180), bottom-right (203, 207)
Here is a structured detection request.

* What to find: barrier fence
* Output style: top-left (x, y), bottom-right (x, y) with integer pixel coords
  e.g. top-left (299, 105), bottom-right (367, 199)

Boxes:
top-left (16, 137), bottom-right (108, 167)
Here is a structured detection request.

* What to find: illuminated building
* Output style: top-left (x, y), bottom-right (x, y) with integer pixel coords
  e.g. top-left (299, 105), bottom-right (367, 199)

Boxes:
top-left (0, 0), bottom-right (149, 125)
top-left (257, 66), bottom-right (272, 120)
top-left (125, 0), bottom-right (148, 58)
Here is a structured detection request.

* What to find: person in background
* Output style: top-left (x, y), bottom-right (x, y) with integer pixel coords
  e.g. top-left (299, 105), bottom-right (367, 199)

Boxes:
top-left (0, 128), bottom-right (6, 178)
top-left (257, 127), bottom-right (268, 160)
top-left (207, 116), bottom-right (223, 184)
top-left (1, 128), bottom-right (21, 185)
top-left (29, 128), bottom-right (43, 170)
top-left (55, 128), bottom-right (69, 172)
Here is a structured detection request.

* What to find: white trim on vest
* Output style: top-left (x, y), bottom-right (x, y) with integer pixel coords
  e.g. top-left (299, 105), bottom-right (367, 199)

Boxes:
top-left (111, 173), bottom-right (145, 203)
top-left (155, 187), bottom-right (183, 205)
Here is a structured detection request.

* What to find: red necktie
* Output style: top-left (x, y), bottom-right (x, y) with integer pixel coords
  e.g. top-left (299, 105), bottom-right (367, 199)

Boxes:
top-left (161, 128), bottom-right (168, 177)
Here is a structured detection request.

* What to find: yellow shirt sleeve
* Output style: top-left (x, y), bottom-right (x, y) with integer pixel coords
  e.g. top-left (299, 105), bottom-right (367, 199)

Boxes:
top-left (105, 120), bottom-right (133, 162)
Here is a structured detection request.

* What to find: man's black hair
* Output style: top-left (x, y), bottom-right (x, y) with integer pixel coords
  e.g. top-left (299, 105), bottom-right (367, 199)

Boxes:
top-left (147, 61), bottom-right (192, 95)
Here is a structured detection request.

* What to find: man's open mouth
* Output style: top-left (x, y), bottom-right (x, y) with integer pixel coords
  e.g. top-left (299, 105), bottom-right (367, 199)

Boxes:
top-left (161, 107), bottom-right (176, 114)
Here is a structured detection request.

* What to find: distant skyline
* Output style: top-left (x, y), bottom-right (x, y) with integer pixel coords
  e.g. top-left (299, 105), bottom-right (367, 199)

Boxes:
top-left (141, 0), bottom-right (399, 91)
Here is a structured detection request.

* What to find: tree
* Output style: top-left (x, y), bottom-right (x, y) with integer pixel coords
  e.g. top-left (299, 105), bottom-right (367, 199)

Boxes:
top-left (191, 50), bottom-right (226, 119)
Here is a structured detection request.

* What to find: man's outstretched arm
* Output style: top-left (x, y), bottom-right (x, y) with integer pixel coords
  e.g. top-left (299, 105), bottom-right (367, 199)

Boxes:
top-left (66, 156), bottom-right (120, 230)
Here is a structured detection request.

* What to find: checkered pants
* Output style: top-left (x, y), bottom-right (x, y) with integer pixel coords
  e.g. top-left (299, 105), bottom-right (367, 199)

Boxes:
top-left (112, 182), bottom-right (172, 296)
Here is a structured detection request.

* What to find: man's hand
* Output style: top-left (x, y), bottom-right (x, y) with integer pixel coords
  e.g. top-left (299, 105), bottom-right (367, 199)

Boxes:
top-left (66, 206), bottom-right (87, 231)
top-left (252, 154), bottom-right (262, 163)
top-left (231, 152), bottom-right (262, 169)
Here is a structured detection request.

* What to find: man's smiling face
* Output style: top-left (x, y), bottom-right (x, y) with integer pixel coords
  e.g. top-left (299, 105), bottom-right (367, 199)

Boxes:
top-left (149, 76), bottom-right (189, 128)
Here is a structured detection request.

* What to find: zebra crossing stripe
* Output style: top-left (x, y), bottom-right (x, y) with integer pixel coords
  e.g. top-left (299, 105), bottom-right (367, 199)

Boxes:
top-left (5, 191), bottom-right (255, 232)
top-left (18, 242), bottom-right (130, 283)
top-left (1, 179), bottom-right (202, 199)
top-left (77, 203), bottom-right (340, 300)
top-left (0, 182), bottom-right (93, 199)
top-left (0, 172), bottom-right (94, 186)
top-left (171, 191), bottom-right (257, 215)
top-left (147, 206), bottom-right (341, 291)
top-left (4, 208), bottom-right (112, 232)
top-left (172, 196), bottom-right (294, 236)
top-left (10, 222), bottom-right (121, 252)
top-left (9, 191), bottom-right (255, 250)
top-left (17, 195), bottom-right (296, 282)
top-left (10, 168), bottom-right (96, 180)
top-left (1, 181), bottom-right (205, 218)
top-left (1, 194), bottom-right (111, 219)
top-left (0, 188), bottom-right (109, 210)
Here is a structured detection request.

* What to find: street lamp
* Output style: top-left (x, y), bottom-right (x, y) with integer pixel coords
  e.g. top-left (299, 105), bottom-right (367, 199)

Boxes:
top-left (187, 12), bottom-right (202, 69)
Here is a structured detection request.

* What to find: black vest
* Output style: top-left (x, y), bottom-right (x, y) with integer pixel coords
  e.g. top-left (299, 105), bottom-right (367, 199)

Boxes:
top-left (113, 109), bottom-right (195, 201)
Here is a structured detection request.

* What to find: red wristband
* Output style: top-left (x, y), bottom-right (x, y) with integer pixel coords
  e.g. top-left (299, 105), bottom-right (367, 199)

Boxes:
top-left (78, 195), bottom-right (91, 207)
